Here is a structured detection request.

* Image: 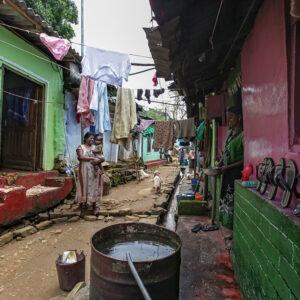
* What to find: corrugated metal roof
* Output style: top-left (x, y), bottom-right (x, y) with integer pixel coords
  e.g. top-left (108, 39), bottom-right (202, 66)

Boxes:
top-left (148, 0), bottom-right (263, 96)
top-left (0, 0), bottom-right (81, 63)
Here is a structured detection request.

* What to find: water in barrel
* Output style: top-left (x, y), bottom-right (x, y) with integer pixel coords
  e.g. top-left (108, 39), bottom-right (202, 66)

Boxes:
top-left (97, 233), bottom-right (176, 261)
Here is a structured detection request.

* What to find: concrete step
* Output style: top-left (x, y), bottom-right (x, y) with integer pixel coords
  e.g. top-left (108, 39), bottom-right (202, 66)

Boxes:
top-left (14, 171), bottom-right (58, 189)
top-left (0, 175), bottom-right (73, 226)
top-left (144, 160), bottom-right (165, 168)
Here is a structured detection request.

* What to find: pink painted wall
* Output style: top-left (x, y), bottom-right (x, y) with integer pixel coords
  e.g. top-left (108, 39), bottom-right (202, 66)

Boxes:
top-left (207, 94), bottom-right (227, 125)
top-left (217, 125), bottom-right (228, 160)
top-left (241, 0), bottom-right (300, 208)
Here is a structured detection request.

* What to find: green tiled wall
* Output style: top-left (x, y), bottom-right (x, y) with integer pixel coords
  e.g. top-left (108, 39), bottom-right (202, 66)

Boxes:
top-left (233, 182), bottom-right (300, 299)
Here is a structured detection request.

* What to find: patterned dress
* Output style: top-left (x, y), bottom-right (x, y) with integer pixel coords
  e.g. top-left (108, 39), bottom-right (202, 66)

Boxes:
top-left (219, 130), bottom-right (244, 229)
top-left (75, 144), bottom-right (103, 205)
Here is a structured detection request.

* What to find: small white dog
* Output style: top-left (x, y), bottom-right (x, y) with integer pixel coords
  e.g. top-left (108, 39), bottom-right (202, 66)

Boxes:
top-left (153, 171), bottom-right (162, 194)
top-left (139, 169), bottom-right (149, 180)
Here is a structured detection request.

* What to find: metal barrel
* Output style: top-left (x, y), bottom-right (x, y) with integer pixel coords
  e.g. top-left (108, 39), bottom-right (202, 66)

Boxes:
top-left (90, 222), bottom-right (182, 300)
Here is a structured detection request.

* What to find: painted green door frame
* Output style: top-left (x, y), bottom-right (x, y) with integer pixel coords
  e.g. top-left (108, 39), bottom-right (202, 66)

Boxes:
top-left (0, 26), bottom-right (65, 170)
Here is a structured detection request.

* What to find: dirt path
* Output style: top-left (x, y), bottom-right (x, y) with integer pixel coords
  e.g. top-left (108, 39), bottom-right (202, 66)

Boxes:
top-left (0, 165), bottom-right (179, 300)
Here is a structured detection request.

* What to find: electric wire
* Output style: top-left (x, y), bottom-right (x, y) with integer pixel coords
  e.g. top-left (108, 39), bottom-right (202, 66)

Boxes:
top-left (0, 23), bottom-right (153, 59)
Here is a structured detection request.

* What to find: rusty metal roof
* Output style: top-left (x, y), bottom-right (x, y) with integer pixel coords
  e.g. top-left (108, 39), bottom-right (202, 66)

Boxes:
top-left (0, 0), bottom-right (81, 63)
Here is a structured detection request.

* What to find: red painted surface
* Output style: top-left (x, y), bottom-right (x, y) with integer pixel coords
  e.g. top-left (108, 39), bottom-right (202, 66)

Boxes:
top-left (207, 94), bottom-right (227, 125)
top-left (0, 172), bottom-right (73, 225)
top-left (177, 216), bottom-right (241, 299)
top-left (15, 170), bottom-right (58, 189)
top-left (241, 0), bottom-right (300, 211)
top-left (144, 159), bottom-right (165, 168)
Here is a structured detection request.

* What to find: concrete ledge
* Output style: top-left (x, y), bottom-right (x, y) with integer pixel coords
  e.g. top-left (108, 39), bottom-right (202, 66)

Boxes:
top-left (178, 200), bottom-right (208, 216)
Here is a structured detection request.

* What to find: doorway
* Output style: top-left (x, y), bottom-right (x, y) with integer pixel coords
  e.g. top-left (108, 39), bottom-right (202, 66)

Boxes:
top-left (1, 67), bottom-right (44, 170)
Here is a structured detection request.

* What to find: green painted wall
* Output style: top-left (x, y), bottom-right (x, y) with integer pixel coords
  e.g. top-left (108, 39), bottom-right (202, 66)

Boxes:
top-left (142, 126), bottom-right (160, 162)
top-left (0, 26), bottom-right (65, 170)
top-left (233, 182), bottom-right (300, 299)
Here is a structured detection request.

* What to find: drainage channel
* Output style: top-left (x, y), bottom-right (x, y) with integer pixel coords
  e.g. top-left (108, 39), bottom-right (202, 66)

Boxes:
top-left (164, 169), bottom-right (185, 231)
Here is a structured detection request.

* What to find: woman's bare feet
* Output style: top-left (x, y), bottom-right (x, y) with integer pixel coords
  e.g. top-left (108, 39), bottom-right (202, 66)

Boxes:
top-left (75, 203), bottom-right (85, 217)
top-left (93, 204), bottom-right (99, 215)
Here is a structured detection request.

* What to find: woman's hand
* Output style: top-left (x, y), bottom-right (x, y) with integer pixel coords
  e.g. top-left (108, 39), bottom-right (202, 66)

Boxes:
top-left (91, 158), bottom-right (101, 165)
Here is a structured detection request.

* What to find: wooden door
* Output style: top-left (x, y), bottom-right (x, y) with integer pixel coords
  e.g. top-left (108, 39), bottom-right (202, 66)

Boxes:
top-left (1, 68), bottom-right (44, 171)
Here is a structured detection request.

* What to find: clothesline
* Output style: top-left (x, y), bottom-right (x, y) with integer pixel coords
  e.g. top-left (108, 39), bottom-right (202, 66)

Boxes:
top-left (135, 98), bottom-right (185, 106)
top-left (3, 90), bottom-right (185, 108)
top-left (0, 23), bottom-right (153, 59)
top-left (0, 39), bottom-right (184, 93)
top-left (3, 90), bottom-right (64, 104)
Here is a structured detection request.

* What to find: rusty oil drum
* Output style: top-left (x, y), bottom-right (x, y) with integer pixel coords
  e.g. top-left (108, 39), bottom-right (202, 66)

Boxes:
top-left (90, 222), bottom-right (182, 300)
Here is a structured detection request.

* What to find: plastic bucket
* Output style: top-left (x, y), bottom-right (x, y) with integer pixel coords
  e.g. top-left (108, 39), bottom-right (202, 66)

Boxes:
top-left (56, 251), bottom-right (85, 291)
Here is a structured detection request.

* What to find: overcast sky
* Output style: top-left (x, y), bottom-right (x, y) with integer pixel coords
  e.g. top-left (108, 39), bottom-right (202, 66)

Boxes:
top-left (72, 0), bottom-right (162, 90)
top-left (70, 0), bottom-right (185, 117)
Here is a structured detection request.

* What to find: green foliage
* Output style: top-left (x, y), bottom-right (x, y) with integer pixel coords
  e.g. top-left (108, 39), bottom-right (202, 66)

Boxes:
top-left (139, 108), bottom-right (166, 121)
top-left (24, 0), bottom-right (78, 39)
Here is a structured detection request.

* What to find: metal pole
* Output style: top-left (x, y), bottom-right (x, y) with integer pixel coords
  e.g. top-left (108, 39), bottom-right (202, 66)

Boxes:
top-left (80, 0), bottom-right (84, 143)
top-left (211, 175), bottom-right (217, 225)
top-left (126, 252), bottom-right (152, 300)
top-left (81, 0), bottom-right (84, 56)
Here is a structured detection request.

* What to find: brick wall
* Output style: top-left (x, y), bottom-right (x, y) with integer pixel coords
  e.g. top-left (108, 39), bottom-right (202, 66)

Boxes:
top-left (233, 182), bottom-right (300, 299)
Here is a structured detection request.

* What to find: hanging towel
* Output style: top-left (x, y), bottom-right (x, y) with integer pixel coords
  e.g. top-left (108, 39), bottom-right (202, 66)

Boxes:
top-left (174, 117), bottom-right (196, 139)
top-left (145, 89), bottom-right (151, 104)
top-left (153, 88), bottom-right (165, 98)
top-left (152, 72), bottom-right (158, 86)
top-left (103, 131), bottom-right (119, 162)
top-left (77, 77), bottom-right (95, 129)
top-left (138, 119), bottom-right (155, 132)
top-left (110, 87), bottom-right (137, 150)
top-left (153, 121), bottom-right (175, 150)
top-left (40, 33), bottom-right (70, 61)
top-left (81, 46), bottom-right (131, 86)
top-left (90, 81), bottom-right (111, 134)
top-left (6, 87), bottom-right (33, 122)
top-left (137, 89), bottom-right (143, 100)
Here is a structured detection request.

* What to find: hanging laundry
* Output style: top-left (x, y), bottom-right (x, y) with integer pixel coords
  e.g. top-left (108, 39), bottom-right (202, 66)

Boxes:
top-left (64, 91), bottom-right (82, 165)
top-left (81, 46), bottom-right (131, 87)
top-left (138, 119), bottom-right (155, 132)
top-left (110, 87), bottom-right (137, 150)
top-left (153, 121), bottom-right (175, 150)
top-left (153, 88), bottom-right (165, 98)
top-left (174, 117), bottom-right (196, 139)
top-left (137, 89), bottom-right (143, 100)
top-left (152, 72), bottom-right (158, 86)
top-left (90, 81), bottom-right (111, 134)
top-left (103, 131), bottom-right (119, 163)
top-left (145, 89), bottom-right (151, 104)
top-left (196, 121), bottom-right (205, 142)
top-left (40, 33), bottom-right (70, 61)
top-left (77, 77), bottom-right (95, 129)
top-left (6, 87), bottom-right (34, 122)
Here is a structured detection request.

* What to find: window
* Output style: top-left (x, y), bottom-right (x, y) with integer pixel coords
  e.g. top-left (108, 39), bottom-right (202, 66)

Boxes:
top-left (147, 137), bottom-right (152, 153)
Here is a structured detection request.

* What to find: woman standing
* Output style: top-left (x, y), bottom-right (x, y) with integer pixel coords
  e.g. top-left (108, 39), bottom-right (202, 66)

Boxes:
top-left (75, 132), bottom-right (104, 215)
top-left (218, 106), bottom-right (244, 229)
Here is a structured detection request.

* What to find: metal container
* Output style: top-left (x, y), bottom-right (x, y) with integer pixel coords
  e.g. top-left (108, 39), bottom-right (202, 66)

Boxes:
top-left (90, 222), bottom-right (182, 300)
top-left (56, 251), bottom-right (85, 291)
top-left (203, 167), bottom-right (222, 176)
